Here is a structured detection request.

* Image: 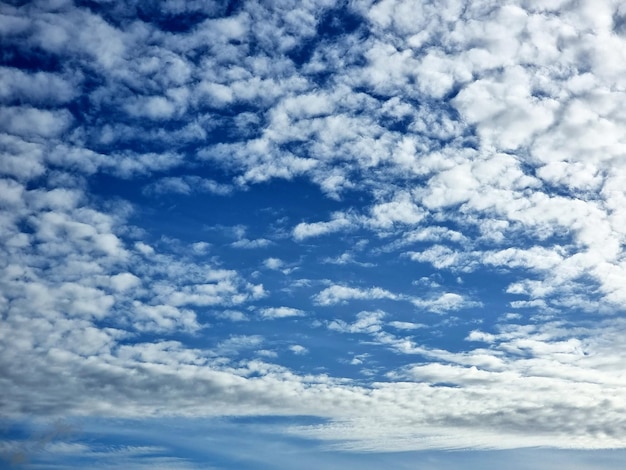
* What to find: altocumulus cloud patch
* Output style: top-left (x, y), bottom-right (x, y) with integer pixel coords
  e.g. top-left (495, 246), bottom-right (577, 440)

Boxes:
top-left (2, 0), bottom-right (626, 468)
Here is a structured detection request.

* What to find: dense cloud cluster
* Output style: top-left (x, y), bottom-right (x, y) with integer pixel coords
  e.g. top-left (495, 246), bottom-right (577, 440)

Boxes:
top-left (2, 0), bottom-right (626, 463)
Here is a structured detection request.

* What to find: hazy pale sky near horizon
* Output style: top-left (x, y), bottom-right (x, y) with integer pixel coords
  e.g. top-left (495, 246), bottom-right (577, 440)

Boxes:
top-left (2, 0), bottom-right (626, 468)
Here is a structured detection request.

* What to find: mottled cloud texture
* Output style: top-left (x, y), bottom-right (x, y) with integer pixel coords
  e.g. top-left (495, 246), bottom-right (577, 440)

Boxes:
top-left (2, 0), bottom-right (626, 465)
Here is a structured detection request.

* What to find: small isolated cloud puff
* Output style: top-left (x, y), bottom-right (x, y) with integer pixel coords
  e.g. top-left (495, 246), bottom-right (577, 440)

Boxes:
top-left (388, 321), bottom-right (426, 330)
top-left (293, 214), bottom-right (355, 240)
top-left (217, 310), bottom-right (249, 322)
top-left (314, 285), bottom-right (399, 306)
top-left (412, 292), bottom-right (481, 313)
top-left (289, 344), bottom-right (308, 355)
top-left (232, 238), bottom-right (272, 249)
top-left (263, 257), bottom-right (284, 270)
top-left (259, 307), bottom-right (306, 319)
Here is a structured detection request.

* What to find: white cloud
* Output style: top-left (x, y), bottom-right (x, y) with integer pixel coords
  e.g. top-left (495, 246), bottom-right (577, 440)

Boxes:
top-left (289, 345), bottom-right (308, 355)
top-left (217, 310), bottom-right (249, 322)
top-left (314, 285), bottom-right (398, 306)
top-left (403, 227), bottom-right (467, 245)
top-left (412, 292), bottom-right (479, 313)
top-left (263, 257), bottom-right (284, 270)
top-left (163, 277), bottom-right (265, 307)
top-left (453, 67), bottom-right (558, 150)
top-left (367, 191), bottom-right (425, 229)
top-left (0, 106), bottom-right (72, 139)
top-left (191, 242), bottom-right (211, 254)
top-left (216, 335), bottom-right (264, 356)
top-left (328, 310), bottom-right (385, 334)
top-left (110, 273), bottom-right (141, 292)
top-left (409, 245), bottom-right (465, 270)
top-left (388, 321), bottom-right (426, 330)
top-left (144, 176), bottom-right (232, 196)
top-left (293, 213), bottom-right (355, 240)
top-left (0, 134), bottom-right (46, 181)
top-left (322, 252), bottom-right (375, 267)
top-left (259, 307), bottom-right (305, 319)
top-left (231, 238), bottom-right (272, 249)
top-left (0, 67), bottom-right (78, 105)
top-left (124, 93), bottom-right (186, 120)
top-left (135, 242), bottom-right (155, 256)
top-left (313, 282), bottom-right (477, 314)
top-left (131, 303), bottom-right (200, 333)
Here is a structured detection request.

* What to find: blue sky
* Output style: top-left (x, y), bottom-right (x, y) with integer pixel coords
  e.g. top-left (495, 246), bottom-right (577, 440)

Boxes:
top-left (2, 0), bottom-right (626, 468)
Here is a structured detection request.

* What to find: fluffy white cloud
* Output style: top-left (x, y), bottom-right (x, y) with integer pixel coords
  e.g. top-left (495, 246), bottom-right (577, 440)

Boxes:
top-left (259, 307), bottom-right (305, 319)
top-left (0, 67), bottom-right (78, 105)
top-left (263, 257), bottom-right (284, 270)
top-left (328, 310), bottom-right (385, 334)
top-left (289, 344), bottom-right (308, 355)
top-left (293, 213), bottom-right (355, 240)
top-left (0, 106), bottom-right (72, 139)
top-left (412, 292), bottom-right (480, 313)
top-left (314, 285), bottom-right (398, 306)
